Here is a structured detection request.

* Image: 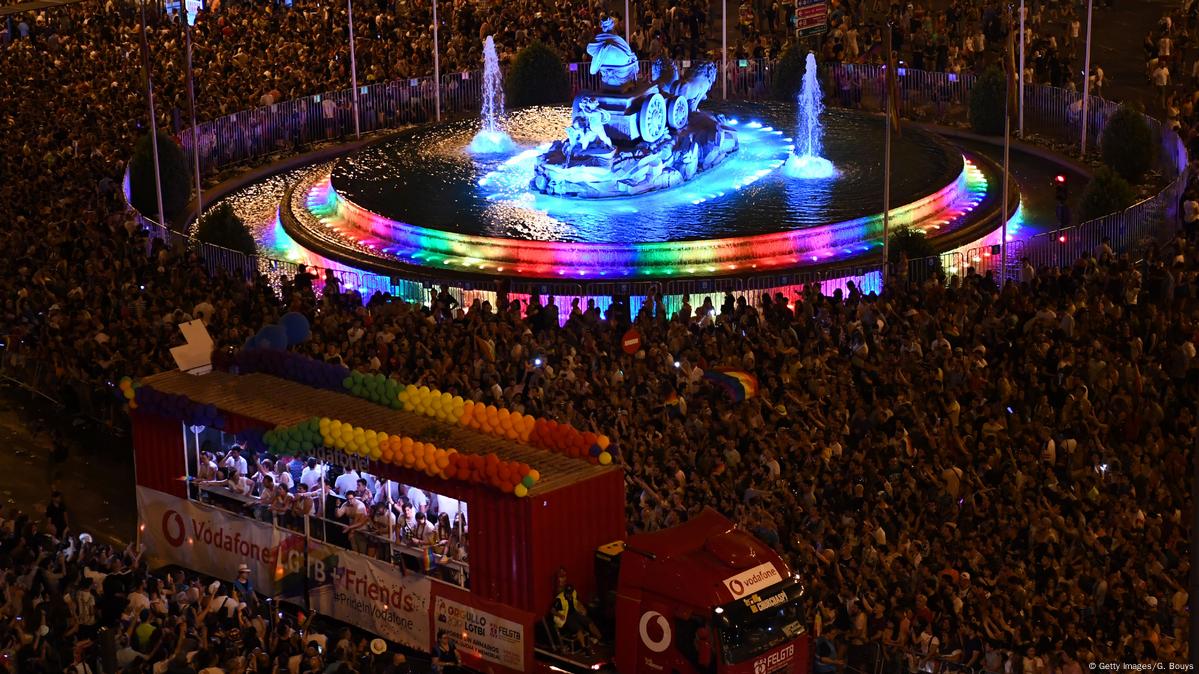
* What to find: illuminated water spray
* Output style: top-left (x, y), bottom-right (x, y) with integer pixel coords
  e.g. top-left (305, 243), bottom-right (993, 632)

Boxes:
top-left (783, 52), bottom-right (837, 179)
top-left (468, 36), bottom-right (516, 154)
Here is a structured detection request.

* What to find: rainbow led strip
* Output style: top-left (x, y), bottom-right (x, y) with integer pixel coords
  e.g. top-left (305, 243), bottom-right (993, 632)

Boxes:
top-left (295, 150), bottom-right (991, 280)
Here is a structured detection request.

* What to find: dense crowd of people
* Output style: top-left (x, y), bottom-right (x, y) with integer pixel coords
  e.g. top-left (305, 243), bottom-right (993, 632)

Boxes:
top-left (1, 0), bottom-right (1196, 671)
top-left (0, 505), bottom-right (446, 672)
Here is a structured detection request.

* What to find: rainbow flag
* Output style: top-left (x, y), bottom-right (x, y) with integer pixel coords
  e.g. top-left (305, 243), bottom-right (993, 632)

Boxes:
top-left (702, 368), bottom-right (759, 402)
top-left (422, 546), bottom-right (440, 573)
top-left (664, 391), bottom-right (683, 417)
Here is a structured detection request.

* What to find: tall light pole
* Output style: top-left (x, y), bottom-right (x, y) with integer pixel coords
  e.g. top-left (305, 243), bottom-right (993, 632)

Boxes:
top-left (183, 12), bottom-right (203, 222)
top-left (137, 0), bottom-right (166, 227)
top-left (882, 22), bottom-right (894, 285)
top-left (625, 0), bottom-right (630, 42)
top-left (1018, 0), bottom-right (1025, 138)
top-left (347, 0), bottom-right (361, 139)
top-left (433, 0), bottom-right (441, 121)
top-left (721, 0), bottom-right (727, 99)
top-left (1080, 0), bottom-right (1093, 156)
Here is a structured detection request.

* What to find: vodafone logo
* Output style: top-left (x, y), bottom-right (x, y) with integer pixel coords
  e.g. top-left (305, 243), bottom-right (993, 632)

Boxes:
top-left (162, 510), bottom-right (186, 547)
top-left (723, 562), bottom-right (781, 599)
top-left (638, 611), bottom-right (671, 653)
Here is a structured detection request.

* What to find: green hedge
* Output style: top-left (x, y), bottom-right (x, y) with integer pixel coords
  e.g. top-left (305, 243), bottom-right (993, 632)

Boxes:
top-left (968, 68), bottom-right (1007, 136)
top-left (506, 41), bottom-right (571, 107)
top-left (771, 45), bottom-right (806, 102)
top-left (197, 202), bottom-right (256, 256)
top-left (1079, 167), bottom-right (1137, 222)
top-left (1100, 105), bottom-right (1156, 184)
top-left (129, 129), bottom-right (191, 222)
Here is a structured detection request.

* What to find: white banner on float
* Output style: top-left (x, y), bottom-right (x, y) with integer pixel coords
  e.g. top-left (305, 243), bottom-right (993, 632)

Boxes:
top-left (137, 486), bottom-right (278, 589)
top-left (434, 596), bottom-right (525, 671)
top-left (278, 539), bottom-right (431, 651)
top-left (137, 487), bottom-right (431, 651)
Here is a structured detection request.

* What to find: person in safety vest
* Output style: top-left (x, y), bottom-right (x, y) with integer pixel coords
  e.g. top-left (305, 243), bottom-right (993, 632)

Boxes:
top-left (551, 584), bottom-right (601, 651)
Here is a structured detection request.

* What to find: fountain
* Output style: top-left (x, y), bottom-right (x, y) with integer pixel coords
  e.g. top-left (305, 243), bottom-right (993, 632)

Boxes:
top-left (467, 36), bottom-right (516, 155)
top-left (530, 18), bottom-right (738, 198)
top-left (783, 52), bottom-right (837, 180)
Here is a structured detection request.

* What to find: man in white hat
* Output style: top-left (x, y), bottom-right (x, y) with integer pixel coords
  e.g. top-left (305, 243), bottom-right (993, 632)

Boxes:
top-left (233, 563), bottom-right (254, 600)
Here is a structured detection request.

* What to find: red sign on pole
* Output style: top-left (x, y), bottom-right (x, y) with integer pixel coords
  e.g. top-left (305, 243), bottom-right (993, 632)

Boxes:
top-left (795, 0), bottom-right (829, 36)
top-left (621, 328), bottom-right (642, 354)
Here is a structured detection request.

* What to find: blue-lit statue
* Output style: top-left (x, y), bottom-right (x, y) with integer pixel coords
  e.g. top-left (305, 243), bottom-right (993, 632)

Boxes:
top-left (532, 22), bottom-right (739, 199)
top-left (587, 18), bottom-right (639, 90)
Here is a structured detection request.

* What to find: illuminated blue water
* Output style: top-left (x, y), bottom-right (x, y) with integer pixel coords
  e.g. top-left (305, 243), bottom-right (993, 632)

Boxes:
top-left (331, 104), bottom-right (959, 243)
top-left (467, 36), bottom-right (516, 155)
top-left (784, 52), bottom-right (837, 180)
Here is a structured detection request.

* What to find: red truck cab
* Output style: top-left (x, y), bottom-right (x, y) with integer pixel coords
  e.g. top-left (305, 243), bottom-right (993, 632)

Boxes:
top-left (604, 509), bottom-right (809, 674)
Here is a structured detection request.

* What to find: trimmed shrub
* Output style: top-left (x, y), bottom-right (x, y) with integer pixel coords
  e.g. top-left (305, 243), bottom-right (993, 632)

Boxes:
top-left (197, 202), bottom-right (256, 256)
top-left (889, 223), bottom-right (942, 279)
top-left (129, 129), bottom-right (191, 222)
top-left (889, 223), bottom-right (936, 263)
top-left (1100, 105), bottom-right (1156, 184)
top-left (968, 68), bottom-right (1007, 136)
top-left (771, 44), bottom-right (806, 102)
top-left (1079, 167), bottom-right (1137, 222)
top-left (506, 41), bottom-right (571, 107)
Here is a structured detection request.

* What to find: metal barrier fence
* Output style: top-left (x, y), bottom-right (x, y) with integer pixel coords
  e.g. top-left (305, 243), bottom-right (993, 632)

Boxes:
top-left (181, 71), bottom-right (483, 175)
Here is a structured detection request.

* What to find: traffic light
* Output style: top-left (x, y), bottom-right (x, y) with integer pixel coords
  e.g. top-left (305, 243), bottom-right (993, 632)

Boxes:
top-left (1054, 174), bottom-right (1068, 203)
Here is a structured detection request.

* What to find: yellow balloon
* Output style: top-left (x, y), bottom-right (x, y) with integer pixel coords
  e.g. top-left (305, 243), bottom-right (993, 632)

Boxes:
top-left (514, 484), bottom-right (528, 497)
top-left (599, 452), bottom-right (612, 465)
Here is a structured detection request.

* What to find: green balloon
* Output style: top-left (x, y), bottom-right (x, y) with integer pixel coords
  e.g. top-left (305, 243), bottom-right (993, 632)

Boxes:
top-left (522, 475), bottom-right (535, 489)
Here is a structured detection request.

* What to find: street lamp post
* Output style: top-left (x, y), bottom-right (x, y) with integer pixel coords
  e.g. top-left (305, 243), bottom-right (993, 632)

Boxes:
top-left (137, 0), bottom-right (166, 227)
top-left (347, 0), bottom-right (361, 139)
top-left (722, 0), bottom-right (727, 99)
top-left (1018, 0), bottom-right (1025, 137)
top-left (1080, 0), bottom-right (1093, 156)
top-left (183, 13), bottom-right (203, 222)
top-left (433, 0), bottom-right (441, 121)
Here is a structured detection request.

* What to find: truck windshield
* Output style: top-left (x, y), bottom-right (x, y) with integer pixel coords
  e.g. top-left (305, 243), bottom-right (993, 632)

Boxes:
top-left (716, 595), bottom-right (804, 664)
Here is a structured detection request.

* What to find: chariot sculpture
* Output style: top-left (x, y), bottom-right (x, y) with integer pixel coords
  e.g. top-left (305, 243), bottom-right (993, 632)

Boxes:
top-left (532, 18), bottom-right (739, 198)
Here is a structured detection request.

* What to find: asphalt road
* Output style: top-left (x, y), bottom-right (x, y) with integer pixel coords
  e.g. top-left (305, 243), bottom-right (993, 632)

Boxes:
top-left (0, 387), bottom-right (135, 546)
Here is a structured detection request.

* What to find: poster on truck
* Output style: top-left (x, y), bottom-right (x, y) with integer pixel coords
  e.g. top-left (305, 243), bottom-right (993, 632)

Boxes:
top-left (433, 595), bottom-right (526, 672)
top-left (274, 535), bottom-right (432, 652)
top-left (137, 487), bottom-right (431, 651)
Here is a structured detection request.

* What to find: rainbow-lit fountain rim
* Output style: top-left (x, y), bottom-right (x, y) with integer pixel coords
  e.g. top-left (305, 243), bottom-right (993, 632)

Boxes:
top-left (289, 155), bottom-right (994, 280)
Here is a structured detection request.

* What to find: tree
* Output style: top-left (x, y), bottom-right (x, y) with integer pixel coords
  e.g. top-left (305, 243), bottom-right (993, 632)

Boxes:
top-left (196, 202), bottom-right (256, 256)
top-left (771, 44), bottom-right (806, 102)
top-left (1100, 105), bottom-right (1156, 184)
top-left (1078, 167), bottom-right (1137, 222)
top-left (889, 224), bottom-right (942, 281)
top-left (506, 41), bottom-right (571, 107)
top-left (129, 129), bottom-right (191, 223)
top-left (968, 68), bottom-right (1006, 136)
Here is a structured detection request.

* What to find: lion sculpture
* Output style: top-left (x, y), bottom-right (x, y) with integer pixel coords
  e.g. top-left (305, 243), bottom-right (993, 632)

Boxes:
top-left (666, 61), bottom-right (718, 111)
